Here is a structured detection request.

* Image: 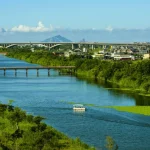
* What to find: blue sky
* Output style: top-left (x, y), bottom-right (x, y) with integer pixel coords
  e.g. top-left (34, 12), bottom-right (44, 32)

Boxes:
top-left (1, 0), bottom-right (150, 30)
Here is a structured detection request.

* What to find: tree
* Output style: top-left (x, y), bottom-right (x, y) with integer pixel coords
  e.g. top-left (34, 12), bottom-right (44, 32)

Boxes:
top-left (7, 107), bottom-right (26, 129)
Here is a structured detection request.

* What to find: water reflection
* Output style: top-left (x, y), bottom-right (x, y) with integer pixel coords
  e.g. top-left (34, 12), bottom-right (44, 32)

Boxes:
top-left (76, 76), bottom-right (150, 106)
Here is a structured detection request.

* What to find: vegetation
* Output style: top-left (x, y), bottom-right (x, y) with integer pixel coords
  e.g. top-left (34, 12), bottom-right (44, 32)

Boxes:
top-left (0, 103), bottom-right (95, 150)
top-left (6, 49), bottom-right (150, 95)
top-left (104, 106), bottom-right (150, 116)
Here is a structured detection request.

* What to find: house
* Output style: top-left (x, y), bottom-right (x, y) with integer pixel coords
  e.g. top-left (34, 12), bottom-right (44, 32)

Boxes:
top-left (139, 49), bottom-right (149, 55)
top-left (143, 54), bottom-right (150, 59)
top-left (126, 49), bottom-right (133, 54)
top-left (112, 53), bottom-right (135, 60)
top-left (64, 50), bottom-right (75, 57)
top-left (92, 52), bottom-right (104, 59)
top-left (74, 49), bottom-right (82, 56)
top-left (31, 48), bottom-right (35, 52)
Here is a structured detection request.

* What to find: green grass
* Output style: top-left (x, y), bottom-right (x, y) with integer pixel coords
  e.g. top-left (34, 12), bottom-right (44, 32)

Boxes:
top-left (104, 106), bottom-right (150, 116)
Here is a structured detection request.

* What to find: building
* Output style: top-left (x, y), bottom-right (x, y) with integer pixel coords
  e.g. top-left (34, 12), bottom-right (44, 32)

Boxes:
top-left (64, 49), bottom-right (82, 57)
top-left (143, 54), bottom-right (150, 59)
top-left (74, 49), bottom-right (82, 55)
top-left (64, 50), bottom-right (75, 57)
top-left (92, 52), bottom-right (104, 59)
top-left (112, 53), bottom-right (135, 60)
top-left (83, 47), bottom-right (87, 53)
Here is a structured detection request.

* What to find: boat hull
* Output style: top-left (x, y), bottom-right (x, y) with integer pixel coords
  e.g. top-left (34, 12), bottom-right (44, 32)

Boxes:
top-left (73, 108), bottom-right (85, 111)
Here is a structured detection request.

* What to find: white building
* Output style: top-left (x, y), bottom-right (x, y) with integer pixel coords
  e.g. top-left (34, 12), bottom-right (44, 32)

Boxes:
top-left (112, 53), bottom-right (135, 60)
top-left (83, 47), bottom-right (87, 53)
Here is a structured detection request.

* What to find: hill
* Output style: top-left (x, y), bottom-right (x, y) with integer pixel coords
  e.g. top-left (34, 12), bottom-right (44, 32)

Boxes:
top-left (42, 35), bottom-right (72, 42)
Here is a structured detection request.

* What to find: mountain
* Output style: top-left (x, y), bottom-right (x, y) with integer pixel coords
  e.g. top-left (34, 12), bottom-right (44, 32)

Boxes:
top-left (2, 29), bottom-right (150, 42)
top-left (0, 28), bottom-right (6, 33)
top-left (42, 35), bottom-right (72, 42)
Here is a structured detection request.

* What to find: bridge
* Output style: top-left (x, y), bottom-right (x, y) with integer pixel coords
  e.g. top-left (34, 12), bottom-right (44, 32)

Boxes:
top-left (0, 66), bottom-right (76, 77)
top-left (0, 42), bottom-right (150, 50)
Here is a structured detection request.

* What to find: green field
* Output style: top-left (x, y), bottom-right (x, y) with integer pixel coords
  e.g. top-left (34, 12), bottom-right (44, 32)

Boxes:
top-left (104, 106), bottom-right (150, 116)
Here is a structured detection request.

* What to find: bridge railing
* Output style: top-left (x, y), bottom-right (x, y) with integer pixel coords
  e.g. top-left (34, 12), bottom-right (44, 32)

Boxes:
top-left (0, 66), bottom-right (76, 77)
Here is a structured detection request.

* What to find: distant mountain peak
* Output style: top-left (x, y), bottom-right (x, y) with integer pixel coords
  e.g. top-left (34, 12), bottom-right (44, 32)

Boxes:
top-left (56, 35), bottom-right (62, 38)
top-left (42, 35), bottom-right (72, 42)
top-left (0, 28), bottom-right (6, 33)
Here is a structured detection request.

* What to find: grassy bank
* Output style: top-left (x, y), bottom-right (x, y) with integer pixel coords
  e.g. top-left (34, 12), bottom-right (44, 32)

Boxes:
top-left (0, 103), bottom-right (95, 150)
top-left (104, 106), bottom-right (150, 116)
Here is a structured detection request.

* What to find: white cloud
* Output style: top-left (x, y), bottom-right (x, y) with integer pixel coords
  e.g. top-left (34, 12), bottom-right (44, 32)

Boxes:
top-left (105, 26), bottom-right (113, 32)
top-left (11, 21), bottom-right (54, 32)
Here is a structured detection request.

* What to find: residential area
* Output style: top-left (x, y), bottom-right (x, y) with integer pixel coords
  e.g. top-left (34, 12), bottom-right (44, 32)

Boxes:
top-left (51, 44), bottom-right (150, 60)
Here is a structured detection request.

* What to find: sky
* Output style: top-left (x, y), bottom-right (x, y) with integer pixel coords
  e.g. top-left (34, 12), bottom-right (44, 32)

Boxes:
top-left (1, 0), bottom-right (150, 31)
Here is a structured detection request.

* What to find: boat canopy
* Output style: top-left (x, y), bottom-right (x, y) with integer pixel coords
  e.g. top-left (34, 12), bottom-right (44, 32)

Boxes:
top-left (73, 104), bottom-right (84, 107)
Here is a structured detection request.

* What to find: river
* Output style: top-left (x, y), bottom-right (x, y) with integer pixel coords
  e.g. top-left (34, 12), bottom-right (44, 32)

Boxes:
top-left (0, 54), bottom-right (150, 150)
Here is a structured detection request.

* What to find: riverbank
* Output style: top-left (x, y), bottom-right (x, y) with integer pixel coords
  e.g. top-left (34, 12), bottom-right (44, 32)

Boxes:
top-left (0, 103), bottom-right (95, 150)
top-left (0, 52), bottom-right (7, 55)
top-left (6, 51), bottom-right (150, 97)
top-left (77, 74), bottom-right (150, 98)
top-left (104, 106), bottom-right (150, 116)
top-left (76, 69), bottom-right (150, 97)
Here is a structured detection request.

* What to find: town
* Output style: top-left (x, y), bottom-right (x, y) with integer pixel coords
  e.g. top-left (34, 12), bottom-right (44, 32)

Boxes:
top-left (1, 40), bottom-right (150, 60)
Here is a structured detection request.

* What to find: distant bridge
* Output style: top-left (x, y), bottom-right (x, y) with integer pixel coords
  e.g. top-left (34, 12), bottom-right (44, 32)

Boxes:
top-left (0, 42), bottom-right (150, 50)
top-left (0, 66), bottom-right (76, 77)
top-left (4, 43), bottom-right (63, 49)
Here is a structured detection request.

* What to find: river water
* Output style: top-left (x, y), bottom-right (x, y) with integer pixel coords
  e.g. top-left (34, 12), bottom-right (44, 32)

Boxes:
top-left (0, 55), bottom-right (150, 150)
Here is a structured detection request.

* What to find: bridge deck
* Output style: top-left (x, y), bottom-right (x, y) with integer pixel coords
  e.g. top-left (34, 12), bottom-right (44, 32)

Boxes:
top-left (0, 42), bottom-right (149, 45)
top-left (0, 66), bottom-right (75, 70)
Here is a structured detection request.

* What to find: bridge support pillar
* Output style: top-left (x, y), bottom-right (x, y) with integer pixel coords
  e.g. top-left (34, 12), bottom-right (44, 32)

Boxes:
top-left (72, 44), bottom-right (74, 50)
top-left (73, 69), bottom-right (76, 75)
top-left (71, 69), bottom-right (73, 75)
top-left (91, 44), bottom-right (94, 50)
top-left (26, 69), bottom-right (28, 77)
top-left (103, 45), bottom-right (106, 49)
top-left (48, 44), bottom-right (50, 51)
top-left (4, 69), bottom-right (6, 76)
top-left (48, 69), bottom-right (50, 76)
top-left (37, 69), bottom-right (39, 77)
top-left (78, 44), bottom-right (81, 49)
top-left (58, 69), bottom-right (61, 75)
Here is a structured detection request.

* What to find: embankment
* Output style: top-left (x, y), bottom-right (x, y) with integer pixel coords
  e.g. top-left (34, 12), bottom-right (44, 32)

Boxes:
top-left (6, 51), bottom-right (150, 95)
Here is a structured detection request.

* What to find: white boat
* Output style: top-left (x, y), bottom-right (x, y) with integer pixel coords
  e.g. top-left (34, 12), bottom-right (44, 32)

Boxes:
top-left (73, 104), bottom-right (85, 111)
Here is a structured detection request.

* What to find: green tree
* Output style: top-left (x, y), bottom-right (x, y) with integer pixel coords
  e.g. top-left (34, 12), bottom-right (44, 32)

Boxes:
top-left (7, 107), bottom-right (26, 129)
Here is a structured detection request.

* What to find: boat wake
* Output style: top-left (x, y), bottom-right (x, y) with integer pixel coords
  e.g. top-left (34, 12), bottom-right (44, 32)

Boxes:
top-left (84, 109), bottom-right (150, 128)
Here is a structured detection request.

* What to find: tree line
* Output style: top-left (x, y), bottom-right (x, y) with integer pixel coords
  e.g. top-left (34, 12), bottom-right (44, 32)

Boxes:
top-left (6, 50), bottom-right (150, 94)
top-left (0, 102), bottom-right (95, 150)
